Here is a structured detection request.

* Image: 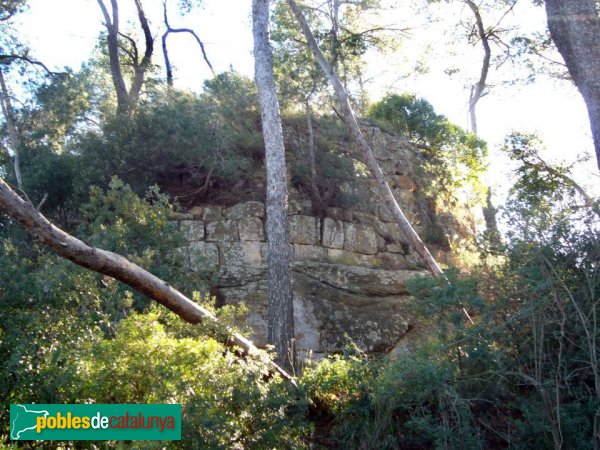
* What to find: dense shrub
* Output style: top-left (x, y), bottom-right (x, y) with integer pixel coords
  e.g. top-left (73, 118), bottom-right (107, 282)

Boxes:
top-left (0, 181), bottom-right (202, 416)
top-left (285, 113), bottom-right (367, 211)
top-left (75, 86), bottom-right (260, 206)
top-left (75, 312), bottom-right (308, 449)
top-left (368, 93), bottom-right (488, 205)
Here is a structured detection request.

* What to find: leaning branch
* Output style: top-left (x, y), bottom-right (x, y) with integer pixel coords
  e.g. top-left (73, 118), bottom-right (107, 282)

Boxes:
top-left (0, 176), bottom-right (296, 385)
top-left (286, 0), bottom-right (444, 277)
top-left (528, 149), bottom-right (600, 217)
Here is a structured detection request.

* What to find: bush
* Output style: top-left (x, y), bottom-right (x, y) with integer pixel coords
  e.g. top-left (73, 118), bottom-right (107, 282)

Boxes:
top-left (76, 311), bottom-right (308, 449)
top-left (0, 181), bottom-right (209, 425)
top-left (368, 93), bottom-right (488, 205)
top-left (75, 88), bottom-right (258, 205)
top-left (286, 113), bottom-right (368, 211)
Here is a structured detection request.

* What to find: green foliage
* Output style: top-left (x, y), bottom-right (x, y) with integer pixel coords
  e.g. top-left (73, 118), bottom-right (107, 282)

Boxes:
top-left (501, 131), bottom-right (598, 240)
top-left (0, 180), bottom-right (310, 448)
top-left (24, 69), bottom-right (97, 150)
top-left (0, 181), bottom-right (207, 414)
top-left (271, 0), bottom-right (395, 110)
top-left (200, 70), bottom-right (263, 160)
top-left (72, 72), bottom-right (264, 207)
top-left (271, 1), bottom-right (325, 107)
top-left (293, 151), bottom-right (599, 448)
top-left (7, 61), bottom-right (115, 213)
top-left (368, 93), bottom-right (445, 144)
top-left (368, 93), bottom-right (488, 205)
top-left (298, 350), bottom-right (483, 449)
top-left (3, 22), bottom-right (600, 448)
top-left (79, 178), bottom-right (207, 299)
top-left (75, 311), bottom-right (307, 449)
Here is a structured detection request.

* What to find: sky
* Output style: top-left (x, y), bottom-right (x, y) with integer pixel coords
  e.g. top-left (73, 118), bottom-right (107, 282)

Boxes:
top-left (14, 0), bottom-right (600, 202)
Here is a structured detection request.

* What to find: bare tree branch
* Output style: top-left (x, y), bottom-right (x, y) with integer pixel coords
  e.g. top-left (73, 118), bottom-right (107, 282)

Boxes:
top-left (117, 31), bottom-right (139, 63)
top-left (0, 54), bottom-right (59, 75)
top-left (162, 0), bottom-right (215, 86)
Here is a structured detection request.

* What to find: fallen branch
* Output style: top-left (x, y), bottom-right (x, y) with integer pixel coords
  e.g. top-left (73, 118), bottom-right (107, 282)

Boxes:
top-left (0, 176), bottom-right (296, 385)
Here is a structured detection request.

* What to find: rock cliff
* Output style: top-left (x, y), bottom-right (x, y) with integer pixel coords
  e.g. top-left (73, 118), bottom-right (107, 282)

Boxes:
top-left (175, 127), bottom-right (484, 359)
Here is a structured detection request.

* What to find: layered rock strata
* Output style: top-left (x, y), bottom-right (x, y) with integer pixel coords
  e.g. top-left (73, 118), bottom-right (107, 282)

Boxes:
top-left (176, 128), bottom-right (484, 359)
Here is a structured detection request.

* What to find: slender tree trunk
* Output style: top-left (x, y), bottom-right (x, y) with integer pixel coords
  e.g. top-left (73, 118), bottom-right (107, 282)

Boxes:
top-left (129, 0), bottom-right (154, 106)
top-left (465, 0), bottom-right (490, 136)
top-left (463, 0), bottom-right (498, 234)
top-left (330, 0), bottom-right (340, 67)
top-left (546, 0), bottom-right (600, 172)
top-left (252, 0), bottom-right (296, 371)
top-left (0, 176), bottom-right (296, 384)
top-left (0, 71), bottom-right (22, 188)
top-left (286, 0), bottom-right (444, 277)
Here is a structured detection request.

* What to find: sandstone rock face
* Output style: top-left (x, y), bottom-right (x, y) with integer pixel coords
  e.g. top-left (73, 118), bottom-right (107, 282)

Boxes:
top-left (176, 130), bottom-right (484, 360)
top-left (289, 215), bottom-right (319, 245)
top-left (177, 199), bottom-right (438, 360)
top-left (322, 218), bottom-right (344, 249)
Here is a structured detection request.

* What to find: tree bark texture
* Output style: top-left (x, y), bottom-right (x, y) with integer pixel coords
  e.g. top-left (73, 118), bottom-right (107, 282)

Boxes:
top-left (96, 0), bottom-right (129, 114)
top-left (0, 176), bottom-right (295, 384)
top-left (546, 0), bottom-right (600, 172)
top-left (0, 70), bottom-right (22, 188)
top-left (286, 0), bottom-right (444, 277)
top-left (252, 0), bottom-right (296, 371)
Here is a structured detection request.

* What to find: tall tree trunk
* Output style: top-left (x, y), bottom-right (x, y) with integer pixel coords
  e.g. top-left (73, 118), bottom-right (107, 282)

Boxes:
top-left (286, 0), bottom-right (444, 277)
top-left (252, 0), bottom-right (296, 371)
top-left (464, 0), bottom-right (498, 234)
top-left (546, 0), bottom-right (600, 172)
top-left (0, 70), bottom-right (22, 188)
top-left (0, 176), bottom-right (296, 384)
top-left (465, 0), bottom-right (490, 135)
top-left (97, 0), bottom-right (154, 114)
top-left (97, 0), bottom-right (130, 114)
